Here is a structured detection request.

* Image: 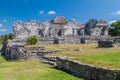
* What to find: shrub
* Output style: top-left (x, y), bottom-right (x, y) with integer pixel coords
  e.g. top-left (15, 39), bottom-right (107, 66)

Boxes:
top-left (27, 36), bottom-right (38, 45)
top-left (109, 20), bottom-right (120, 36)
top-left (0, 33), bottom-right (14, 43)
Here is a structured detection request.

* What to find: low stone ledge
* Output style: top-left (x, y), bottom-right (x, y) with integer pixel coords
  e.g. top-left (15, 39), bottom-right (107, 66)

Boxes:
top-left (56, 57), bottom-right (120, 80)
top-left (2, 44), bottom-right (51, 60)
top-left (98, 40), bottom-right (114, 48)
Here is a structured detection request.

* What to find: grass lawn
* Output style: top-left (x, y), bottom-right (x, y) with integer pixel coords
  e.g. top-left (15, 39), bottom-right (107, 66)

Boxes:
top-left (40, 44), bottom-right (120, 70)
top-left (0, 56), bottom-right (82, 80)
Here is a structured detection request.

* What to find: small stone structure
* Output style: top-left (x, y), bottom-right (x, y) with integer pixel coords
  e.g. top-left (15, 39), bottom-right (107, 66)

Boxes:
top-left (56, 57), bottom-right (120, 80)
top-left (98, 40), bottom-right (114, 48)
top-left (98, 37), bottom-right (120, 48)
top-left (2, 43), bottom-right (45, 60)
top-left (1, 39), bottom-right (49, 60)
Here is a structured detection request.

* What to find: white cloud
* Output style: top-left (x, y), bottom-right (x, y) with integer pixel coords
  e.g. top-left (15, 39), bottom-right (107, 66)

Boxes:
top-left (0, 24), bottom-right (2, 27)
top-left (0, 29), bottom-right (7, 32)
top-left (40, 10), bottom-right (44, 14)
top-left (3, 20), bottom-right (7, 22)
top-left (112, 10), bottom-right (120, 15)
top-left (48, 11), bottom-right (56, 15)
top-left (109, 20), bottom-right (117, 24)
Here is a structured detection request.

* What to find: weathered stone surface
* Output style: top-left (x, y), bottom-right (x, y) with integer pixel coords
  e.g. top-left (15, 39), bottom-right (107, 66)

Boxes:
top-left (85, 19), bottom-right (108, 36)
top-left (98, 37), bottom-right (120, 48)
top-left (114, 38), bottom-right (120, 47)
top-left (12, 17), bottom-right (108, 44)
top-left (98, 40), bottom-right (114, 48)
top-left (13, 20), bottom-right (40, 39)
top-left (56, 57), bottom-right (120, 80)
top-left (2, 43), bottom-right (46, 60)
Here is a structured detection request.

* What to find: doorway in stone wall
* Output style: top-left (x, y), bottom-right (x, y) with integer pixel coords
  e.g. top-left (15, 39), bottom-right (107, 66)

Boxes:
top-left (53, 38), bottom-right (59, 44)
top-left (39, 30), bottom-right (44, 37)
top-left (77, 29), bottom-right (81, 36)
top-left (57, 30), bottom-right (62, 36)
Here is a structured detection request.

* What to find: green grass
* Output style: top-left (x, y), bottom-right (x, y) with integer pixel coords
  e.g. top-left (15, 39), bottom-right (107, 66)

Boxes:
top-left (0, 56), bottom-right (82, 80)
top-left (26, 44), bottom-right (96, 50)
top-left (1, 43), bottom-right (120, 79)
top-left (40, 44), bottom-right (120, 70)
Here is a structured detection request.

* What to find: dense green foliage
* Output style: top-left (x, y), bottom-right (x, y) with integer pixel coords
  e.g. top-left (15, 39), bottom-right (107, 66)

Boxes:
top-left (109, 20), bottom-right (120, 36)
top-left (27, 36), bottom-right (38, 45)
top-left (0, 33), bottom-right (14, 44)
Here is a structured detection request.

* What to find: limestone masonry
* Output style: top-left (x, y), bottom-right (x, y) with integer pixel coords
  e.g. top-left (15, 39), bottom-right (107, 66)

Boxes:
top-left (2, 16), bottom-right (110, 60)
top-left (13, 16), bottom-right (108, 44)
top-left (56, 57), bottom-right (120, 80)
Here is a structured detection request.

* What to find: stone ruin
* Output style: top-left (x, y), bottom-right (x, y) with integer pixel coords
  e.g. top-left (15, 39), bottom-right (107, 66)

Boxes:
top-left (2, 16), bottom-right (120, 80)
top-left (1, 16), bottom-right (110, 60)
top-left (85, 19), bottom-right (108, 36)
top-left (98, 37), bottom-right (120, 48)
top-left (12, 16), bottom-right (108, 44)
top-left (2, 16), bottom-right (120, 60)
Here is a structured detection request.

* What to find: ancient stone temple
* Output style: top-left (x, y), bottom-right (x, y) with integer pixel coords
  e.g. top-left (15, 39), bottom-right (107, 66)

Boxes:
top-left (13, 16), bottom-right (108, 44)
top-left (2, 16), bottom-right (109, 60)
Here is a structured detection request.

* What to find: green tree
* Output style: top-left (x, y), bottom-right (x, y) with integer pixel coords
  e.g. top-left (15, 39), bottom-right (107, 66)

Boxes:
top-left (109, 20), bottom-right (120, 36)
top-left (0, 33), bottom-right (14, 44)
top-left (4, 33), bottom-right (14, 41)
top-left (7, 33), bottom-right (14, 40)
top-left (27, 36), bottom-right (38, 45)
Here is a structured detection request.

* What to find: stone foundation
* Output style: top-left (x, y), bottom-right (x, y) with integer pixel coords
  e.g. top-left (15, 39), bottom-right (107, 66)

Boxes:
top-left (39, 36), bottom-right (82, 44)
top-left (2, 44), bottom-right (46, 60)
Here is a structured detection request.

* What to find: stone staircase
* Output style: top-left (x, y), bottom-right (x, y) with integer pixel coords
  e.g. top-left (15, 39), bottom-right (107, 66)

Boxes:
top-left (40, 55), bottom-right (57, 66)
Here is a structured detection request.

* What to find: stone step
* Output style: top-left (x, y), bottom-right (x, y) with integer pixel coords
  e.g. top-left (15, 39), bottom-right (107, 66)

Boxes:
top-left (42, 57), bottom-right (56, 62)
top-left (42, 60), bottom-right (56, 66)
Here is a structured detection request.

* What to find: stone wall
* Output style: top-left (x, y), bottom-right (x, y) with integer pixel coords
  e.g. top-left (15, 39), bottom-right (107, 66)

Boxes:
top-left (98, 40), bottom-right (114, 48)
top-left (56, 57), bottom-right (120, 80)
top-left (38, 36), bottom-right (82, 44)
top-left (85, 19), bottom-right (108, 36)
top-left (38, 36), bottom-right (100, 44)
top-left (13, 17), bottom-right (108, 44)
top-left (97, 37), bottom-right (120, 48)
top-left (2, 43), bottom-right (47, 60)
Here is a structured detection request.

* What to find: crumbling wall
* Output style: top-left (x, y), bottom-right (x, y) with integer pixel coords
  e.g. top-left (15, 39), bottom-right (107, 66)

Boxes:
top-left (98, 37), bottom-right (120, 48)
top-left (98, 40), bottom-right (114, 48)
top-left (2, 44), bottom-right (45, 60)
top-left (56, 57), bottom-right (120, 80)
top-left (1, 39), bottom-right (46, 60)
top-left (85, 19), bottom-right (108, 36)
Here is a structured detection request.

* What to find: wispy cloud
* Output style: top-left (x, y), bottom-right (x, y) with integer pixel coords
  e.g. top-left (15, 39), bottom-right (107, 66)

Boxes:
top-left (3, 20), bottom-right (7, 22)
top-left (109, 20), bottom-right (117, 24)
top-left (39, 10), bottom-right (44, 15)
top-left (48, 11), bottom-right (56, 15)
top-left (111, 10), bottom-right (120, 15)
top-left (0, 24), bottom-right (2, 27)
top-left (0, 29), bottom-right (7, 32)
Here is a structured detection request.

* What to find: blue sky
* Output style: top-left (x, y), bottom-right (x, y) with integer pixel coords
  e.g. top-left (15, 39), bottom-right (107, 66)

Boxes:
top-left (0, 0), bottom-right (120, 35)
